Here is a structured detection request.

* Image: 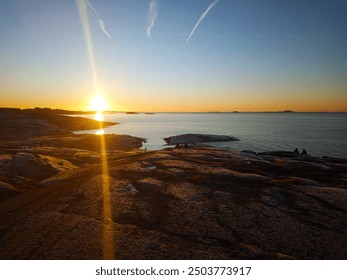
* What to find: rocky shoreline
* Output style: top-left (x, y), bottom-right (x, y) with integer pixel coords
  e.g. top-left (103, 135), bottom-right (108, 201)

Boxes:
top-left (0, 108), bottom-right (117, 139)
top-left (0, 109), bottom-right (346, 259)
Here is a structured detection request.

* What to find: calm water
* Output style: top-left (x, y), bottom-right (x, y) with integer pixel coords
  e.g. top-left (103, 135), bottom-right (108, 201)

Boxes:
top-left (74, 113), bottom-right (347, 158)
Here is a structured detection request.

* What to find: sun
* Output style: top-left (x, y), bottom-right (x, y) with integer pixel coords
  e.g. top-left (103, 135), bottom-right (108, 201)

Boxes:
top-left (88, 94), bottom-right (109, 122)
top-left (89, 95), bottom-right (108, 112)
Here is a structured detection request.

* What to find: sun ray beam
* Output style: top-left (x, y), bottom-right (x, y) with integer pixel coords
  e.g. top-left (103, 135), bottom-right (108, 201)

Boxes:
top-left (76, 0), bottom-right (115, 259)
top-left (99, 130), bottom-right (115, 260)
top-left (76, 0), bottom-right (98, 90)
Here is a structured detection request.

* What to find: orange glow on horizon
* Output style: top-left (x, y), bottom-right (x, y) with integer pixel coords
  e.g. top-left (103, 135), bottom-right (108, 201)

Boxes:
top-left (1, 90), bottom-right (346, 113)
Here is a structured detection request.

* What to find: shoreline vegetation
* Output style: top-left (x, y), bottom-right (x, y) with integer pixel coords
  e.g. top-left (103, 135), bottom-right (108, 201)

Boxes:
top-left (0, 108), bottom-right (346, 259)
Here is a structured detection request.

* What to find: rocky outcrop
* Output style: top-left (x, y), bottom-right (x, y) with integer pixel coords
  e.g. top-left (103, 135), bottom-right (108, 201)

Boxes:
top-left (0, 138), bottom-right (144, 195)
top-left (11, 152), bottom-right (53, 179)
top-left (164, 134), bottom-right (239, 145)
top-left (0, 152), bottom-right (79, 191)
top-left (1, 118), bottom-right (69, 139)
top-left (27, 134), bottom-right (145, 152)
top-left (0, 181), bottom-right (19, 199)
top-left (0, 110), bottom-right (144, 197)
top-left (0, 109), bottom-right (117, 139)
top-left (42, 114), bottom-right (117, 131)
top-left (1, 110), bottom-right (346, 260)
top-left (0, 147), bottom-right (346, 260)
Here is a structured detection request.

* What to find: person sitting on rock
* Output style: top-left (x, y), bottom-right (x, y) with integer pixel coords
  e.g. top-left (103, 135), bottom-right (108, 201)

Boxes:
top-left (293, 148), bottom-right (299, 153)
top-left (301, 149), bottom-right (307, 155)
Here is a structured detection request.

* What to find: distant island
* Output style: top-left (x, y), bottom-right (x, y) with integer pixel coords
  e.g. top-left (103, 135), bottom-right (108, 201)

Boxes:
top-left (125, 111), bottom-right (139, 114)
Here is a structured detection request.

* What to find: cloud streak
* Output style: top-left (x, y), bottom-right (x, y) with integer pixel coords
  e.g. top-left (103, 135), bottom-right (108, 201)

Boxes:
top-left (185, 0), bottom-right (220, 45)
top-left (147, 0), bottom-right (158, 38)
top-left (86, 0), bottom-right (111, 38)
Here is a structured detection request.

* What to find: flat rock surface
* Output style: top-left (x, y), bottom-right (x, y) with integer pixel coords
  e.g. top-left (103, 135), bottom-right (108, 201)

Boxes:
top-left (0, 147), bottom-right (346, 259)
top-left (164, 134), bottom-right (239, 145)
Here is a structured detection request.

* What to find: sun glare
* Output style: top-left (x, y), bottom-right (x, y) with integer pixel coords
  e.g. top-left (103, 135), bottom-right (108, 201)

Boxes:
top-left (89, 94), bottom-right (108, 112)
top-left (89, 94), bottom-right (109, 122)
top-left (95, 129), bottom-right (105, 135)
top-left (94, 111), bottom-right (104, 121)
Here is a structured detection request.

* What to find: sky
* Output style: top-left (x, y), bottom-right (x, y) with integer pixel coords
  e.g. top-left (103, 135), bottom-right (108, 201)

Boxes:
top-left (0, 0), bottom-right (347, 112)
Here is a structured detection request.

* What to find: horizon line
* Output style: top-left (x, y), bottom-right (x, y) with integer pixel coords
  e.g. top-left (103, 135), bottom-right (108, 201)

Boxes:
top-left (1, 107), bottom-right (347, 114)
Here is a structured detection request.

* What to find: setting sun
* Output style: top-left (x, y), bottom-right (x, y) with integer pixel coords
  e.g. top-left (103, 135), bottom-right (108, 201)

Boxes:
top-left (89, 95), bottom-right (108, 112)
top-left (88, 94), bottom-right (109, 122)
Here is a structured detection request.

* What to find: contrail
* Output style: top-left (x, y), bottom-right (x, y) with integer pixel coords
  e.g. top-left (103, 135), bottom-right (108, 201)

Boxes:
top-left (86, 0), bottom-right (111, 38)
top-left (147, 0), bottom-right (157, 38)
top-left (77, 0), bottom-right (98, 90)
top-left (185, 0), bottom-right (220, 45)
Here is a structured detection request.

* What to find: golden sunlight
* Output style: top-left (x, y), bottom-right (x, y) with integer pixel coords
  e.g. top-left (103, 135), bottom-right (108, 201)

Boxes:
top-left (88, 93), bottom-right (109, 122)
top-left (89, 95), bottom-right (108, 112)
top-left (94, 111), bottom-right (104, 121)
top-left (95, 129), bottom-right (105, 135)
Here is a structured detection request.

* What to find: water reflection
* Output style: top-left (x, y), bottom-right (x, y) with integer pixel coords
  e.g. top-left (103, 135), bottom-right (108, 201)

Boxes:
top-left (94, 111), bottom-right (104, 121)
top-left (95, 129), bottom-right (105, 135)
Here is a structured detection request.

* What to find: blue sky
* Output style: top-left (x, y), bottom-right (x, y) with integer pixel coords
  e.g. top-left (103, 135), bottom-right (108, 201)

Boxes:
top-left (1, 0), bottom-right (346, 111)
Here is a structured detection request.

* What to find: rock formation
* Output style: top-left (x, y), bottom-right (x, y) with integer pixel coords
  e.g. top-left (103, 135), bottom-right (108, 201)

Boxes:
top-left (0, 147), bottom-right (346, 259)
top-left (164, 134), bottom-right (239, 145)
top-left (0, 109), bottom-right (346, 260)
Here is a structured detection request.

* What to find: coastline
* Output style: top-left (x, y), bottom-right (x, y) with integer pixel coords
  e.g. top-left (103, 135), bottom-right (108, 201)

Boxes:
top-left (0, 109), bottom-right (346, 259)
top-left (71, 111), bottom-right (347, 158)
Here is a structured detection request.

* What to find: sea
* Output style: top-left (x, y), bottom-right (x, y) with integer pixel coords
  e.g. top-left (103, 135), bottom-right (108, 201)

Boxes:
top-left (74, 112), bottom-right (347, 158)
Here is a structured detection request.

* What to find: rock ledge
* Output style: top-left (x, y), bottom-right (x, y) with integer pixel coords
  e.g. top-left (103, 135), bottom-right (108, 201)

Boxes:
top-left (164, 134), bottom-right (239, 145)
